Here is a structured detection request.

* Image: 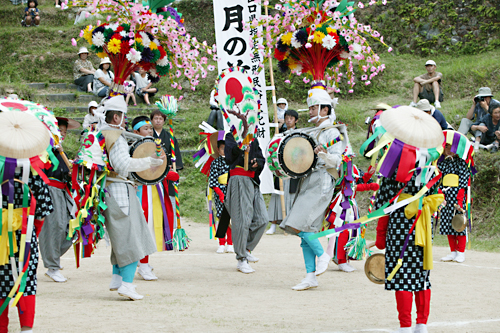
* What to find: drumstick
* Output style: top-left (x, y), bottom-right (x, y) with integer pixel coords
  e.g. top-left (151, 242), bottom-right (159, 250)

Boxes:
top-left (368, 241), bottom-right (376, 249)
top-left (59, 150), bottom-right (72, 169)
top-left (322, 135), bottom-right (343, 150)
top-left (244, 151), bottom-right (249, 171)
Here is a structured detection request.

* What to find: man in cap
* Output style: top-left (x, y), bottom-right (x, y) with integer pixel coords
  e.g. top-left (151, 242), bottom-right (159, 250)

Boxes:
top-left (280, 86), bottom-right (344, 290)
top-left (410, 60), bottom-right (443, 109)
top-left (415, 99), bottom-right (448, 130)
top-left (457, 87), bottom-right (499, 139)
top-left (97, 95), bottom-right (162, 300)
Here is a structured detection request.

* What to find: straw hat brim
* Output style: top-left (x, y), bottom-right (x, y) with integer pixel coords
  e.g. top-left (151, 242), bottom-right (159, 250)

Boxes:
top-left (56, 117), bottom-right (81, 130)
top-left (380, 106), bottom-right (444, 149)
top-left (0, 112), bottom-right (51, 159)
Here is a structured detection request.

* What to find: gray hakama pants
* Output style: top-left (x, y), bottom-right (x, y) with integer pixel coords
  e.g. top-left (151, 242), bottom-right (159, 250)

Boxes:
top-left (280, 168), bottom-right (335, 234)
top-left (104, 184), bottom-right (157, 267)
top-left (39, 186), bottom-right (74, 270)
top-left (225, 176), bottom-right (268, 261)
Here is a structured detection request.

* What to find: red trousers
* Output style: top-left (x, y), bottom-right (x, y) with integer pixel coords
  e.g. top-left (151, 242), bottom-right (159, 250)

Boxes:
top-left (336, 230), bottom-right (349, 264)
top-left (395, 290), bottom-right (431, 327)
top-left (0, 295), bottom-right (36, 332)
top-left (218, 226), bottom-right (232, 246)
top-left (447, 235), bottom-right (466, 252)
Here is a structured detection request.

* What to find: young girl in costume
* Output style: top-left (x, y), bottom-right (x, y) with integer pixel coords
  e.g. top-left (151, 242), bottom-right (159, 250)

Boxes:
top-left (437, 139), bottom-right (472, 263)
top-left (208, 140), bottom-right (233, 254)
top-left (131, 116), bottom-right (178, 280)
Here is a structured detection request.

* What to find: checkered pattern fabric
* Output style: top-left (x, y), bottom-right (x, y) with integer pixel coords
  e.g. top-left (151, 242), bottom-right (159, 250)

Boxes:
top-left (0, 174), bottom-right (53, 297)
top-left (438, 158), bottom-right (470, 236)
top-left (375, 172), bottom-right (433, 292)
top-left (208, 156), bottom-right (229, 218)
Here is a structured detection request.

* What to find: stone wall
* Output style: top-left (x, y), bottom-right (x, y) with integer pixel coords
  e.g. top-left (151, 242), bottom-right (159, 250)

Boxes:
top-left (355, 0), bottom-right (500, 55)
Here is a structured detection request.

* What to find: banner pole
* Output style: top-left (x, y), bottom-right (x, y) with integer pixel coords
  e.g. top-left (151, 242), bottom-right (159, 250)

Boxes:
top-left (264, 6), bottom-right (286, 220)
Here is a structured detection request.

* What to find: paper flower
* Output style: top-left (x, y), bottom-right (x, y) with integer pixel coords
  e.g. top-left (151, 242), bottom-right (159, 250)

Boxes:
top-left (126, 49), bottom-right (142, 63)
top-left (92, 31), bottom-right (105, 47)
top-left (108, 38), bottom-right (121, 54)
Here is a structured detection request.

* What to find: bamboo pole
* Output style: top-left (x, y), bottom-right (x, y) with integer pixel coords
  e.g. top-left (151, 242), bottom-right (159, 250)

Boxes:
top-left (264, 6), bottom-right (286, 220)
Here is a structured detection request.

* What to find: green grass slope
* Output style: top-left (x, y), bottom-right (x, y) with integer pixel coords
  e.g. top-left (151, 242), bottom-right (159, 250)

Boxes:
top-left (1, 0), bottom-right (499, 250)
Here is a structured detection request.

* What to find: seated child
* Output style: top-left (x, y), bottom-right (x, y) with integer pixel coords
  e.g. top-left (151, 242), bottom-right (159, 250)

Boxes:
top-left (131, 116), bottom-right (179, 280)
top-left (209, 140), bottom-right (233, 254)
top-left (24, 0), bottom-right (40, 27)
top-left (82, 101), bottom-right (99, 129)
top-left (124, 80), bottom-right (137, 106)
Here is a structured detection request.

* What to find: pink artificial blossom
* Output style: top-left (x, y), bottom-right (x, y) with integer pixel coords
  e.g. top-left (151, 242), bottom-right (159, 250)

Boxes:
top-left (71, 38), bottom-right (77, 46)
top-left (388, 47), bottom-right (393, 52)
top-left (284, 80), bottom-right (291, 84)
top-left (358, 2), bottom-right (364, 8)
top-left (365, 81), bottom-right (371, 85)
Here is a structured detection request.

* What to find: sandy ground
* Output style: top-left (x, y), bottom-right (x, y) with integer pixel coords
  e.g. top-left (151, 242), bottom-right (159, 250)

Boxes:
top-left (6, 219), bottom-right (500, 333)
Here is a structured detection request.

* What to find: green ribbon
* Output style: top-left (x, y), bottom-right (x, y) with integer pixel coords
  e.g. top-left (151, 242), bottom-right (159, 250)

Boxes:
top-left (359, 126), bottom-right (387, 155)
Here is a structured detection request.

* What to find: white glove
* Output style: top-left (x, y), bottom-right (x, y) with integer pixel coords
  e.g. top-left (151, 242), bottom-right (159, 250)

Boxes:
top-left (150, 157), bottom-right (164, 167)
top-left (127, 157), bottom-right (162, 172)
top-left (318, 152), bottom-right (341, 169)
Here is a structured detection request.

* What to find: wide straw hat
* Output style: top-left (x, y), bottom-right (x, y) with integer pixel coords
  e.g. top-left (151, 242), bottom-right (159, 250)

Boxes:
top-left (380, 106), bottom-right (444, 149)
top-left (99, 57), bottom-right (111, 65)
top-left (56, 117), bottom-right (81, 130)
top-left (0, 112), bottom-right (50, 159)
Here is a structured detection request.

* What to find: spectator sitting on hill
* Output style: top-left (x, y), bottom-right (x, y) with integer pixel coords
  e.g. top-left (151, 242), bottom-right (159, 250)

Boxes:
top-left (124, 80), bottom-right (137, 106)
top-left (82, 101), bottom-right (99, 129)
top-left (73, 47), bottom-right (95, 93)
top-left (23, 0), bottom-right (40, 27)
top-left (416, 99), bottom-right (449, 130)
top-left (93, 57), bottom-right (114, 98)
top-left (457, 87), bottom-right (498, 139)
top-left (410, 60), bottom-right (443, 109)
top-left (470, 102), bottom-right (500, 153)
top-left (134, 67), bottom-right (158, 105)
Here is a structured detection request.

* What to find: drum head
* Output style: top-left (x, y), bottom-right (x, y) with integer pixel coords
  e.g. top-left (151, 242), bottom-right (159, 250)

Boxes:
top-left (452, 214), bottom-right (467, 232)
top-left (280, 134), bottom-right (317, 178)
top-left (130, 138), bottom-right (170, 185)
top-left (364, 253), bottom-right (385, 285)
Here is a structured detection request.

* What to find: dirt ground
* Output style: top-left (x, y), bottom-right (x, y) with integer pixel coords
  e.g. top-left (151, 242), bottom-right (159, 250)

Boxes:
top-left (7, 219), bottom-right (500, 333)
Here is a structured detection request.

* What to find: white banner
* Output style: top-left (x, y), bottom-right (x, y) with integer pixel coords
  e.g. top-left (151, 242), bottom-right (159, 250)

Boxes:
top-left (213, 0), bottom-right (274, 194)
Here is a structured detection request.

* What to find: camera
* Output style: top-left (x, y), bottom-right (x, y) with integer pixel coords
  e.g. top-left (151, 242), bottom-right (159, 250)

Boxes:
top-left (474, 96), bottom-right (485, 103)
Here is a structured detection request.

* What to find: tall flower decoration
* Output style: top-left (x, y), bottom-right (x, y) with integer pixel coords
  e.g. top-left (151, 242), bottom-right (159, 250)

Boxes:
top-left (248, 0), bottom-right (390, 93)
top-left (70, 0), bottom-right (215, 93)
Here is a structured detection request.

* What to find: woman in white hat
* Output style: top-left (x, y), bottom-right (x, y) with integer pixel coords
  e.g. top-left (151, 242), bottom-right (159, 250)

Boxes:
top-left (93, 57), bottom-right (115, 97)
top-left (73, 47), bottom-right (95, 93)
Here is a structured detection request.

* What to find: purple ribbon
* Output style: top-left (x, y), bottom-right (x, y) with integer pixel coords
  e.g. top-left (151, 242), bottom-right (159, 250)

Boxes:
top-left (452, 132), bottom-right (460, 152)
top-left (345, 160), bottom-right (355, 181)
top-left (156, 183), bottom-right (173, 251)
top-left (343, 183), bottom-right (353, 197)
top-left (192, 148), bottom-right (206, 159)
top-left (379, 138), bottom-right (404, 178)
top-left (217, 131), bottom-right (225, 141)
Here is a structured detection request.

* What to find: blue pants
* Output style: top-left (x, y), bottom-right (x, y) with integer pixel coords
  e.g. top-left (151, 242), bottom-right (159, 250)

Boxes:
top-left (112, 261), bottom-right (138, 283)
top-left (298, 232), bottom-right (324, 273)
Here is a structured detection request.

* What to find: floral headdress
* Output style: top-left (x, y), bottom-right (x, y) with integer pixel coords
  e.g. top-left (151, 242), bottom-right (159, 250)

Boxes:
top-left (248, 0), bottom-right (391, 93)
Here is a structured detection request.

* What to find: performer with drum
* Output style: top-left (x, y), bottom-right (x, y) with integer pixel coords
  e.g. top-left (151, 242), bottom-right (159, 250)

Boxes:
top-left (98, 96), bottom-right (161, 300)
top-left (437, 131), bottom-right (473, 263)
top-left (280, 86), bottom-right (344, 291)
top-left (131, 116), bottom-right (179, 280)
top-left (267, 109), bottom-right (299, 235)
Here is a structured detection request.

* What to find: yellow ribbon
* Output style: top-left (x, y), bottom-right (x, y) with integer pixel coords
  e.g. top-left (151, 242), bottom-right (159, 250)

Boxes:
top-left (218, 173), bottom-right (228, 185)
top-left (151, 186), bottom-right (165, 252)
top-left (399, 193), bottom-right (444, 271)
top-left (0, 208), bottom-right (23, 266)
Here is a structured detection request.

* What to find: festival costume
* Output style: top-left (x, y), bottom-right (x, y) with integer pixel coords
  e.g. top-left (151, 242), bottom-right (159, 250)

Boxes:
top-left (38, 149), bottom-right (75, 277)
top-left (224, 135), bottom-right (268, 264)
top-left (208, 156), bottom-right (232, 247)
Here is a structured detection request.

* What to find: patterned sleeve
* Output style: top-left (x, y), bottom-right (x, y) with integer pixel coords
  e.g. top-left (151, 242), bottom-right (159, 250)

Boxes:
top-left (31, 175), bottom-right (54, 219)
top-left (208, 158), bottom-right (222, 189)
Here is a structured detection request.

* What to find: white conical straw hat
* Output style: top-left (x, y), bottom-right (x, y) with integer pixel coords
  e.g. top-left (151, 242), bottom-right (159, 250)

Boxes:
top-left (380, 106), bottom-right (444, 149)
top-left (0, 112), bottom-right (51, 159)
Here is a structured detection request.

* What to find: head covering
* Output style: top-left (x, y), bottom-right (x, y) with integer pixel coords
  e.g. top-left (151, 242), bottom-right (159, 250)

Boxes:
top-left (475, 87), bottom-right (493, 98)
top-left (0, 112), bottom-right (51, 159)
top-left (132, 115), bottom-right (152, 131)
top-left (78, 47), bottom-right (89, 55)
top-left (99, 57), bottom-right (111, 65)
top-left (284, 109), bottom-right (299, 120)
top-left (371, 103), bottom-right (392, 111)
top-left (425, 60), bottom-right (436, 66)
top-left (307, 86), bottom-right (336, 123)
top-left (416, 99), bottom-right (435, 114)
top-left (104, 95), bottom-right (127, 114)
top-left (56, 117), bottom-right (80, 130)
top-left (277, 98), bottom-right (288, 107)
top-left (88, 101), bottom-right (98, 112)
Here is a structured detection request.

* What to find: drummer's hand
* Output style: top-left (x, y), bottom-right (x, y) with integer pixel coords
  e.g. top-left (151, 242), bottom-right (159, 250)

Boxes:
top-left (315, 145), bottom-right (327, 154)
top-left (56, 145), bottom-right (64, 153)
top-left (245, 146), bottom-right (251, 153)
